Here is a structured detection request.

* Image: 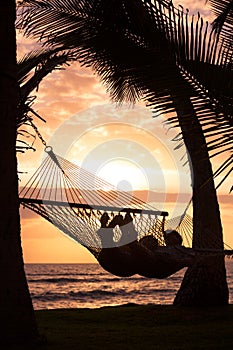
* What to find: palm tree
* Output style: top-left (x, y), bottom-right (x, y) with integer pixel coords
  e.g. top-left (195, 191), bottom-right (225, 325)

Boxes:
top-left (18, 0), bottom-right (232, 306)
top-left (0, 0), bottom-right (39, 345)
top-left (0, 1), bottom-right (74, 343)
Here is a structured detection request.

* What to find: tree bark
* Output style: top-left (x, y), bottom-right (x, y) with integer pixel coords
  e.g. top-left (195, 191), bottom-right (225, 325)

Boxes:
top-left (0, 1), bottom-right (39, 345)
top-left (172, 95), bottom-right (228, 306)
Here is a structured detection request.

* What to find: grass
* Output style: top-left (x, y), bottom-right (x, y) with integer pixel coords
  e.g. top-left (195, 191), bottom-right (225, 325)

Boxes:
top-left (4, 304), bottom-right (233, 349)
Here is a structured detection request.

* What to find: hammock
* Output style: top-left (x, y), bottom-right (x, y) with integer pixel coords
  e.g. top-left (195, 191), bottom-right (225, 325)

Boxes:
top-left (19, 148), bottom-right (231, 278)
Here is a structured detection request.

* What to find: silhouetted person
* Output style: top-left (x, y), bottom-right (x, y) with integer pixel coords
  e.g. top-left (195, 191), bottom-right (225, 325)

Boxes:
top-left (138, 235), bottom-right (158, 250)
top-left (119, 212), bottom-right (138, 245)
top-left (100, 212), bottom-right (110, 227)
top-left (164, 229), bottom-right (182, 246)
top-left (97, 212), bottom-right (115, 248)
top-left (108, 214), bottom-right (124, 228)
top-left (97, 213), bottom-right (125, 248)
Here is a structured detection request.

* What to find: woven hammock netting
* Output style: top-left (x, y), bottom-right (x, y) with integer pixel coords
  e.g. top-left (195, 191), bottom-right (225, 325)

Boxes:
top-left (19, 149), bottom-right (230, 278)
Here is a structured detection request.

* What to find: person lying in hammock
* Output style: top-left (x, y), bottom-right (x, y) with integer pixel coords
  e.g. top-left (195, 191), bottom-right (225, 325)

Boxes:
top-left (96, 212), bottom-right (137, 277)
top-left (96, 212), bottom-right (114, 248)
top-left (164, 229), bottom-right (183, 246)
top-left (97, 213), bottom-right (190, 278)
top-left (97, 212), bottom-right (124, 248)
top-left (97, 212), bottom-right (139, 248)
top-left (118, 212), bottom-right (138, 246)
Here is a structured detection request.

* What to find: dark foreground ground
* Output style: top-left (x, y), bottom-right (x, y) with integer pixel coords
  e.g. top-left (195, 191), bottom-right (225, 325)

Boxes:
top-left (6, 304), bottom-right (233, 349)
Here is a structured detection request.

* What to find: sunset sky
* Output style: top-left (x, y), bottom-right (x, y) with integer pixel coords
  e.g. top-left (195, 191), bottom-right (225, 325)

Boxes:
top-left (17, 0), bottom-right (232, 263)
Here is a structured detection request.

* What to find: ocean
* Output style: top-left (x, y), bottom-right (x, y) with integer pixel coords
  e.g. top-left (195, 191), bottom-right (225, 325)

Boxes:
top-left (25, 260), bottom-right (233, 310)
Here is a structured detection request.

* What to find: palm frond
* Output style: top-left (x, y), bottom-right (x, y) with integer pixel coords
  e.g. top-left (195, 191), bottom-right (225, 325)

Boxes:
top-left (17, 0), bottom-right (233, 181)
top-left (208, 0), bottom-right (233, 49)
top-left (19, 49), bottom-right (74, 100)
top-left (17, 1), bottom-right (233, 115)
top-left (16, 48), bottom-right (73, 131)
top-left (16, 46), bottom-right (75, 152)
top-left (17, 48), bottom-right (60, 83)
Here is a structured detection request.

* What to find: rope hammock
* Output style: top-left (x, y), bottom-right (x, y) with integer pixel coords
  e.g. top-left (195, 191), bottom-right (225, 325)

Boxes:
top-left (19, 148), bottom-right (232, 278)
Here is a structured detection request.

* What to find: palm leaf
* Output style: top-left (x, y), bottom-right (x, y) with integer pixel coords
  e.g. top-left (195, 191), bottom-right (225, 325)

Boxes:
top-left (19, 49), bottom-right (74, 100)
top-left (16, 46), bottom-right (75, 153)
top-left (17, 48), bottom-right (60, 84)
top-left (17, 0), bottom-right (233, 182)
top-left (208, 0), bottom-right (233, 49)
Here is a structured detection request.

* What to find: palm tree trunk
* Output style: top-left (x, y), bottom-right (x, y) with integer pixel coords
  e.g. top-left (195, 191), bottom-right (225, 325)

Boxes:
top-left (171, 94), bottom-right (228, 306)
top-left (0, 1), bottom-right (39, 345)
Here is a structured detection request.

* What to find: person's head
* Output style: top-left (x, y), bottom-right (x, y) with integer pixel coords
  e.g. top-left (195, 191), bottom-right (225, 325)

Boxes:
top-left (109, 214), bottom-right (124, 228)
top-left (115, 214), bottom-right (124, 225)
top-left (165, 229), bottom-right (173, 235)
top-left (122, 212), bottom-right (133, 224)
top-left (100, 212), bottom-right (110, 227)
top-left (165, 229), bottom-right (179, 236)
top-left (164, 230), bottom-right (182, 245)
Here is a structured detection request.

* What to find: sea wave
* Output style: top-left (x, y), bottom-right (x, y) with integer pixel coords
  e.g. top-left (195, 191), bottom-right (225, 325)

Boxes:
top-left (31, 287), bottom-right (173, 301)
top-left (32, 289), bottom-right (127, 300)
top-left (27, 276), bottom-right (151, 284)
top-left (25, 261), bottom-right (233, 309)
top-left (28, 277), bottom-right (101, 283)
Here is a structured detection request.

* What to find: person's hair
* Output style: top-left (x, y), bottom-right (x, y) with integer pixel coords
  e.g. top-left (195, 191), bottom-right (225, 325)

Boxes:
top-left (100, 213), bottom-right (110, 226)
